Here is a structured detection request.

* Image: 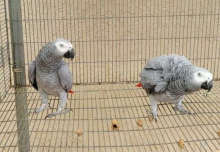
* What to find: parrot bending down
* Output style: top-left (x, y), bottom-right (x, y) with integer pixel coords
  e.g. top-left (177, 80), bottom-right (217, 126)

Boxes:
top-left (137, 54), bottom-right (213, 122)
top-left (28, 38), bottom-right (75, 118)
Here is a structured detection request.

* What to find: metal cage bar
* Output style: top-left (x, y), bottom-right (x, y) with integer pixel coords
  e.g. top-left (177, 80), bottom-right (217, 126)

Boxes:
top-left (0, 0), bottom-right (10, 99)
top-left (0, 0), bottom-right (220, 152)
top-left (8, 0), bottom-right (30, 151)
top-left (7, 0), bottom-right (220, 85)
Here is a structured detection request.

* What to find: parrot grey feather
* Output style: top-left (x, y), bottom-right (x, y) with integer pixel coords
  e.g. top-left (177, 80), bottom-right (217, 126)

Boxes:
top-left (140, 54), bottom-right (193, 94)
top-left (28, 38), bottom-right (75, 118)
top-left (58, 61), bottom-right (73, 93)
top-left (36, 43), bottom-right (61, 73)
top-left (140, 69), bottom-right (167, 93)
top-left (28, 60), bottom-right (38, 90)
top-left (139, 54), bottom-right (213, 121)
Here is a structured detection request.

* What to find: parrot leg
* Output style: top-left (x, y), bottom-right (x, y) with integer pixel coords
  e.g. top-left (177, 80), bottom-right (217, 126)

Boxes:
top-left (148, 95), bottom-right (158, 122)
top-left (173, 99), bottom-right (193, 114)
top-left (45, 109), bottom-right (73, 119)
top-left (45, 92), bottom-right (72, 119)
top-left (29, 88), bottom-right (50, 114)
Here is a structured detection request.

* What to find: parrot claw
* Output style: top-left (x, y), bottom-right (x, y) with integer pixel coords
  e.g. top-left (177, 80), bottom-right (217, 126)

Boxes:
top-left (146, 109), bottom-right (158, 122)
top-left (173, 105), bottom-right (194, 115)
top-left (29, 110), bottom-right (37, 115)
top-left (45, 109), bottom-right (73, 119)
top-left (29, 104), bottom-right (51, 115)
top-left (152, 111), bottom-right (158, 122)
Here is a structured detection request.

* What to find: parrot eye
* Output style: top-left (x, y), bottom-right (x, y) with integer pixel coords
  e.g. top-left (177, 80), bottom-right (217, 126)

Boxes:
top-left (60, 44), bottom-right (64, 47)
top-left (198, 73), bottom-right (201, 77)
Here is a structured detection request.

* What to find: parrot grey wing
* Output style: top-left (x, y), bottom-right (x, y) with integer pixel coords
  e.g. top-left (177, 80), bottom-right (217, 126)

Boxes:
top-left (140, 55), bottom-right (172, 93)
top-left (28, 60), bottom-right (38, 90)
top-left (140, 54), bottom-right (192, 93)
top-left (144, 54), bottom-right (191, 77)
top-left (58, 61), bottom-right (73, 93)
top-left (140, 69), bottom-right (168, 93)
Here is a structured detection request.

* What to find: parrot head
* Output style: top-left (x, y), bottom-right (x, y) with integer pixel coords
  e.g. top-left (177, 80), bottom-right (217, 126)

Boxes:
top-left (189, 67), bottom-right (213, 92)
top-left (54, 38), bottom-right (75, 60)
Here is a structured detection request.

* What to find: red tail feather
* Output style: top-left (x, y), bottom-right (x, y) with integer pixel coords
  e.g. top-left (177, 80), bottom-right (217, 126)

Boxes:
top-left (136, 83), bottom-right (142, 87)
top-left (68, 89), bottom-right (74, 94)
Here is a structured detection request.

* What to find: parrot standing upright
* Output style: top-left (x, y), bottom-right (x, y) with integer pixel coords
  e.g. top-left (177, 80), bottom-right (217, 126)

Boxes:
top-left (137, 54), bottom-right (213, 122)
top-left (28, 38), bottom-right (75, 118)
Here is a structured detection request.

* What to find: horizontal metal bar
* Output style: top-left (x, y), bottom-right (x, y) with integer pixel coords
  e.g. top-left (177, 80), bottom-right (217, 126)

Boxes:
top-left (8, 36), bottom-right (220, 44)
top-left (7, 13), bottom-right (220, 21)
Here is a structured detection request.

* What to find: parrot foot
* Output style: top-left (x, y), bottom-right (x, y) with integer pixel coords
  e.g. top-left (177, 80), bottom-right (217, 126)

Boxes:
top-left (173, 105), bottom-right (194, 115)
top-left (45, 109), bottom-right (73, 119)
top-left (29, 104), bottom-right (51, 114)
top-left (146, 109), bottom-right (158, 122)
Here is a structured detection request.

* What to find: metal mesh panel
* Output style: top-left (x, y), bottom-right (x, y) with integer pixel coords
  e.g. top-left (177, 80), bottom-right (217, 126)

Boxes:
top-left (1, 83), bottom-right (220, 152)
top-left (15, 0), bottom-right (220, 85)
top-left (1, 0), bottom-right (220, 152)
top-left (0, 0), bottom-right (10, 98)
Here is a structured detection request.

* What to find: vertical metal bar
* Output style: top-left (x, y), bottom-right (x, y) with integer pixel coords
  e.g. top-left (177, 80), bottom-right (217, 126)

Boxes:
top-left (3, 0), bottom-right (11, 89)
top-left (171, 0), bottom-right (175, 54)
top-left (160, 0), bottom-right (163, 56)
top-left (30, 0), bottom-right (36, 59)
top-left (128, 0), bottom-right (131, 81)
top-left (208, 0), bottom-right (215, 74)
top-left (77, 0), bottom-right (81, 84)
top-left (196, 0), bottom-right (202, 67)
top-left (22, 0), bottom-right (28, 86)
top-left (111, 0), bottom-right (114, 83)
top-left (72, 0), bottom-right (78, 84)
top-left (116, 0), bottom-right (119, 82)
top-left (155, 0), bottom-right (159, 57)
top-left (134, 0), bottom-right (137, 81)
top-left (178, 0), bottom-right (182, 56)
top-left (93, 0), bottom-right (96, 83)
top-left (148, 0), bottom-right (152, 59)
top-left (122, 0), bottom-right (125, 82)
top-left (80, 0), bottom-right (85, 84)
top-left (204, 0), bottom-right (212, 70)
top-left (0, 16), bottom-right (7, 96)
top-left (89, 0), bottom-right (92, 84)
top-left (138, 0), bottom-right (142, 82)
top-left (107, 0), bottom-right (110, 83)
top-left (181, 0), bottom-right (186, 56)
top-left (192, 0), bottom-right (198, 65)
top-left (85, 0), bottom-right (89, 84)
top-left (146, 0), bottom-right (149, 61)
top-left (100, 0), bottom-right (103, 83)
top-left (202, 1), bottom-right (209, 68)
top-left (103, 0), bottom-right (107, 83)
top-left (152, 0), bottom-right (155, 56)
top-left (8, 0), bottom-right (30, 151)
top-left (210, 0), bottom-right (218, 77)
top-left (215, 1), bottom-right (220, 79)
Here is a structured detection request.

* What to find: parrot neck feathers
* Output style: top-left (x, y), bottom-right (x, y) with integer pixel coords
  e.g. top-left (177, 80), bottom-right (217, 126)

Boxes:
top-left (37, 50), bottom-right (63, 73)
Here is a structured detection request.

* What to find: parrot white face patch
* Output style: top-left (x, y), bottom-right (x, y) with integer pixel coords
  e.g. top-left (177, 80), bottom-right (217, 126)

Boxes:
top-left (55, 41), bottom-right (73, 56)
top-left (193, 71), bottom-right (213, 84)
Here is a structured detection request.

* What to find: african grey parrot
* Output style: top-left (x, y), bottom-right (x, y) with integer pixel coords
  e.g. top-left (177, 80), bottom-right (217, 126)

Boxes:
top-left (28, 38), bottom-right (75, 118)
top-left (137, 54), bottom-right (213, 122)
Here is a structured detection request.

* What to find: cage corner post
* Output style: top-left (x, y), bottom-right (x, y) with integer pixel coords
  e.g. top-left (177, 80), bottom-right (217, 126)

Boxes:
top-left (8, 0), bottom-right (30, 152)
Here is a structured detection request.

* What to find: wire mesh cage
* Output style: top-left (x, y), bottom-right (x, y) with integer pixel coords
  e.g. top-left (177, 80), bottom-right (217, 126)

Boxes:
top-left (1, 0), bottom-right (220, 151)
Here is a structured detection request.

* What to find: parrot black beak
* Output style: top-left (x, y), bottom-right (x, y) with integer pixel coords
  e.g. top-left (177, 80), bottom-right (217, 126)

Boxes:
top-left (64, 48), bottom-right (75, 60)
top-left (201, 80), bottom-right (213, 92)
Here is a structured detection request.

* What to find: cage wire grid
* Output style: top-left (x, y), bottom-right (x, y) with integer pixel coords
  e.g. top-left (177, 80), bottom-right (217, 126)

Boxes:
top-left (1, 0), bottom-right (220, 152)
top-left (1, 84), bottom-right (220, 152)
